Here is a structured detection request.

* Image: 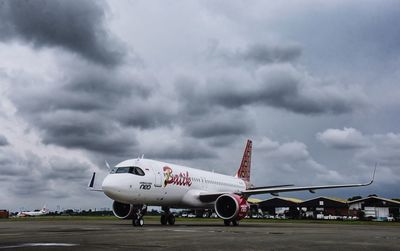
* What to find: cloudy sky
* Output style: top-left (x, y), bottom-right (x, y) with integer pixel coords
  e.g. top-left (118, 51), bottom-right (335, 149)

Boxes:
top-left (1, 0), bottom-right (399, 212)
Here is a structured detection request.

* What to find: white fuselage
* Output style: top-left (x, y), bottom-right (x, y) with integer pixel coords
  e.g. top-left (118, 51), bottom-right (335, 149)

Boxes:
top-left (102, 158), bottom-right (246, 208)
top-left (17, 209), bottom-right (48, 217)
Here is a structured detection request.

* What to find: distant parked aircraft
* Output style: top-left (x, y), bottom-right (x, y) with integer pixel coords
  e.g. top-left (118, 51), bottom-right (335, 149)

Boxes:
top-left (89, 139), bottom-right (375, 227)
top-left (17, 205), bottom-right (49, 217)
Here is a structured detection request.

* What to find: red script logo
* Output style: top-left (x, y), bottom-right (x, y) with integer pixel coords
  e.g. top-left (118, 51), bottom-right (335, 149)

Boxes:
top-left (163, 166), bottom-right (192, 187)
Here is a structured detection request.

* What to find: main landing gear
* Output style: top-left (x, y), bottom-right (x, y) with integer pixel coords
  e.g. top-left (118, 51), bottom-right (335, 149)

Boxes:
top-left (160, 206), bottom-right (175, 226)
top-left (132, 205), bottom-right (147, 227)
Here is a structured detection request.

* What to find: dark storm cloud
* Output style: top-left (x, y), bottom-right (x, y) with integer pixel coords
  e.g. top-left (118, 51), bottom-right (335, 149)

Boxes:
top-left (0, 0), bottom-right (124, 66)
top-left (7, 62), bottom-right (163, 156)
top-left (117, 99), bottom-right (175, 129)
top-left (316, 128), bottom-right (400, 184)
top-left (0, 134), bottom-right (9, 146)
top-left (174, 76), bottom-right (211, 116)
top-left (0, 149), bottom-right (31, 176)
top-left (277, 1), bottom-right (400, 68)
top-left (239, 43), bottom-right (301, 65)
top-left (9, 178), bottom-right (49, 196)
top-left (207, 64), bottom-right (365, 115)
top-left (252, 137), bottom-right (348, 185)
top-left (356, 133), bottom-right (400, 171)
top-left (0, 151), bottom-right (51, 197)
top-left (10, 65), bottom-right (153, 115)
top-left (0, 157), bottom-right (20, 176)
top-left (44, 157), bottom-right (91, 181)
top-left (175, 77), bottom-right (253, 140)
top-left (184, 112), bottom-right (250, 138)
top-left (148, 142), bottom-right (217, 160)
top-left (182, 42), bottom-right (365, 116)
top-left (156, 148), bottom-right (216, 160)
top-left (0, 147), bottom-right (93, 198)
top-left (210, 43), bottom-right (302, 66)
top-left (38, 110), bottom-right (138, 155)
top-left (9, 83), bottom-right (142, 156)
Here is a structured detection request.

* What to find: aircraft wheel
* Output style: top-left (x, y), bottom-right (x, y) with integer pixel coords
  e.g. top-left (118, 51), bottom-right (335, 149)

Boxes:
top-left (138, 217), bottom-right (144, 227)
top-left (132, 218), bottom-right (139, 226)
top-left (160, 214), bottom-right (168, 225)
top-left (224, 220), bottom-right (231, 226)
top-left (167, 214), bottom-right (175, 225)
top-left (232, 220), bottom-right (239, 226)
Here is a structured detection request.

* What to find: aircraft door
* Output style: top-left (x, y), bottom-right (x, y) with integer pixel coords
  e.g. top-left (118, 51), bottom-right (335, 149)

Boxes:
top-left (153, 167), bottom-right (163, 187)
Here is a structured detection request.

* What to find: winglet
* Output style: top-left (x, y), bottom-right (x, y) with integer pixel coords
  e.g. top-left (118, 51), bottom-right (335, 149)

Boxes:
top-left (88, 172), bottom-right (103, 191)
top-left (364, 163), bottom-right (377, 186)
top-left (88, 172), bottom-right (96, 188)
top-left (371, 163), bottom-right (377, 184)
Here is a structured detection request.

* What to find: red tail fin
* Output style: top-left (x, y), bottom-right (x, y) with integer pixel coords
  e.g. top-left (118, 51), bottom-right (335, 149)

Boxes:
top-left (236, 139), bottom-right (252, 183)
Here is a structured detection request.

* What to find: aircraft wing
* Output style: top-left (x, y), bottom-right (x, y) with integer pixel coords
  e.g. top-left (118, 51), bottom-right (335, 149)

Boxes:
top-left (199, 169), bottom-right (375, 203)
top-left (247, 184), bottom-right (294, 190)
top-left (240, 180), bottom-right (373, 196)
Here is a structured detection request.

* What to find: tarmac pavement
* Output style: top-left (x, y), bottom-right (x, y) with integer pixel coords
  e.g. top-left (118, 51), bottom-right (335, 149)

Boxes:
top-left (0, 219), bottom-right (399, 250)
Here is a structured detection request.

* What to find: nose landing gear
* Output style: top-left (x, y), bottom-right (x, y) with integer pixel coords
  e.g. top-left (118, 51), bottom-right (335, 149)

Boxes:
top-left (132, 205), bottom-right (147, 227)
top-left (133, 217), bottom-right (144, 227)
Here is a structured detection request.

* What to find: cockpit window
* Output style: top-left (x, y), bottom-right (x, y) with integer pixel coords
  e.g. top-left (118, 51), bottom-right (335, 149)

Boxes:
top-left (115, 167), bottom-right (130, 173)
top-left (115, 166), bottom-right (145, 176)
top-left (134, 167), bottom-right (145, 176)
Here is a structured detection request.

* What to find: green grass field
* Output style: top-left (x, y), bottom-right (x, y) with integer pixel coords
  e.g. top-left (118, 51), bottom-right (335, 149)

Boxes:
top-left (2, 215), bottom-right (399, 226)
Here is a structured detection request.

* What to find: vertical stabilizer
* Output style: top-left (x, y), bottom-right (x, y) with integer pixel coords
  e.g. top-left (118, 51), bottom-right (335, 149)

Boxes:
top-left (41, 204), bottom-right (48, 213)
top-left (235, 139), bottom-right (252, 184)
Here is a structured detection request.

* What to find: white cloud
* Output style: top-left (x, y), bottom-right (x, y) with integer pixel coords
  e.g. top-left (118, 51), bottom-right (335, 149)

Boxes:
top-left (318, 128), bottom-right (400, 184)
top-left (317, 127), bottom-right (369, 149)
top-left (253, 137), bottom-right (346, 185)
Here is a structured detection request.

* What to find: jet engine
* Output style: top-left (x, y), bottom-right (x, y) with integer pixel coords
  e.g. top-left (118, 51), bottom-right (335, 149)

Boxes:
top-left (112, 201), bottom-right (136, 219)
top-left (214, 194), bottom-right (249, 220)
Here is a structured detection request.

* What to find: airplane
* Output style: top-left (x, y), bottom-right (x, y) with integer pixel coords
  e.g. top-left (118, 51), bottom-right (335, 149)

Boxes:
top-left (89, 139), bottom-right (375, 227)
top-left (17, 205), bottom-right (49, 217)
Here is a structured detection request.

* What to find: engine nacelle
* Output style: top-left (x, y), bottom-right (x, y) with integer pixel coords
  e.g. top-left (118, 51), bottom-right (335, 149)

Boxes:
top-left (214, 194), bottom-right (249, 221)
top-left (112, 201), bottom-right (136, 219)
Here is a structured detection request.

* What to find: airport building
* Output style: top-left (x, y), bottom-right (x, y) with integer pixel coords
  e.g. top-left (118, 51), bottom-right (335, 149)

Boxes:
top-left (258, 197), bottom-right (303, 218)
top-left (348, 196), bottom-right (400, 221)
top-left (299, 197), bottom-right (348, 219)
top-left (248, 198), bottom-right (263, 217)
top-left (255, 196), bottom-right (400, 221)
top-left (0, 210), bottom-right (9, 219)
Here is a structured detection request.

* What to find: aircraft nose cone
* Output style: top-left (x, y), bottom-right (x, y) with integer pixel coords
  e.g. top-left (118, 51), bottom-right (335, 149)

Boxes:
top-left (102, 175), bottom-right (118, 197)
top-left (101, 174), bottom-right (132, 202)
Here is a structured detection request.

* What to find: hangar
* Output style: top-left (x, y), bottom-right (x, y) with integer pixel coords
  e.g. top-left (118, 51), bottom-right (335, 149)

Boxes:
top-left (248, 198), bottom-right (263, 217)
top-left (258, 197), bottom-right (303, 218)
top-left (348, 196), bottom-right (400, 221)
top-left (299, 196), bottom-right (348, 219)
top-left (255, 196), bottom-right (400, 221)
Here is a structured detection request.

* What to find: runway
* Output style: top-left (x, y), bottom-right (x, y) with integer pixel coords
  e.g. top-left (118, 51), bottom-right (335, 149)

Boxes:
top-left (0, 219), bottom-right (399, 250)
